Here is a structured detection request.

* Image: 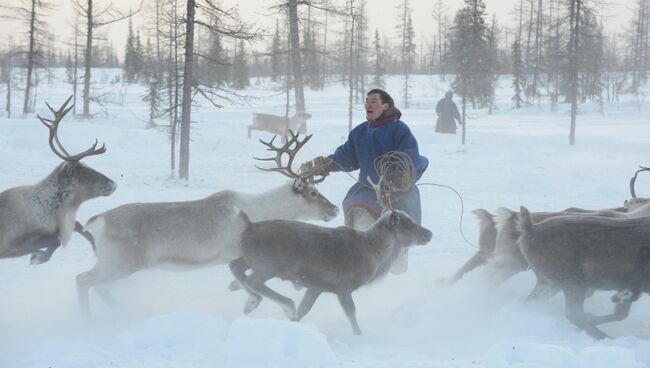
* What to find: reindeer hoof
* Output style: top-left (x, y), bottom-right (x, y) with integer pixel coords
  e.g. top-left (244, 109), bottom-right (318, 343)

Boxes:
top-left (244, 295), bottom-right (262, 314)
top-left (612, 289), bottom-right (634, 303)
top-left (30, 251), bottom-right (49, 265)
top-left (283, 303), bottom-right (297, 321)
top-left (229, 280), bottom-right (242, 291)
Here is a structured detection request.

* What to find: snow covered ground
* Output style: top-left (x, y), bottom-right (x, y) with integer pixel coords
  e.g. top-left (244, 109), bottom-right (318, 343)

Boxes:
top-left (0, 70), bottom-right (649, 367)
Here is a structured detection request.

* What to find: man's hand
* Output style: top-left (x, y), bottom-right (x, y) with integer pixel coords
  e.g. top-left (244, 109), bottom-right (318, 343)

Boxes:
top-left (300, 156), bottom-right (331, 176)
top-left (388, 169), bottom-right (410, 192)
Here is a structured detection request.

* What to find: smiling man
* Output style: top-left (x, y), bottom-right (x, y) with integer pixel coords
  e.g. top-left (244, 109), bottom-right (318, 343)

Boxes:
top-left (301, 89), bottom-right (429, 274)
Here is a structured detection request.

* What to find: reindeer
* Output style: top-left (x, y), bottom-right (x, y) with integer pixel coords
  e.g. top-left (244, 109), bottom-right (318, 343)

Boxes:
top-left (76, 131), bottom-right (338, 317)
top-left (0, 96), bottom-right (115, 265)
top-left (449, 166), bottom-right (650, 285)
top-left (230, 164), bottom-right (432, 335)
top-left (248, 112), bottom-right (311, 139)
top-left (517, 206), bottom-right (650, 339)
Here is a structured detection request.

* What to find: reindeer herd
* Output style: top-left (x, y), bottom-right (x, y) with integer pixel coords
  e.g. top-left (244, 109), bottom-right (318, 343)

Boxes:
top-left (1, 98), bottom-right (649, 339)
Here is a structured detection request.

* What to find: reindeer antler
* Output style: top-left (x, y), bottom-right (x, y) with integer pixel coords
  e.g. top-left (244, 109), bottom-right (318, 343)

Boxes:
top-left (37, 96), bottom-right (106, 161)
top-left (368, 174), bottom-right (393, 210)
top-left (629, 166), bottom-right (650, 198)
top-left (255, 130), bottom-right (312, 180)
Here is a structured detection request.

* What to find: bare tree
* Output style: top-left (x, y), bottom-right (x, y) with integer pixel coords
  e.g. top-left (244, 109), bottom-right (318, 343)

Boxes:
top-left (73, 0), bottom-right (140, 118)
top-left (629, 0), bottom-right (649, 94)
top-left (0, 0), bottom-right (53, 114)
top-left (287, 0), bottom-right (306, 119)
top-left (269, 0), bottom-right (343, 131)
top-left (567, 0), bottom-right (581, 145)
top-left (1, 47), bottom-right (14, 118)
top-left (396, 0), bottom-right (415, 108)
top-left (432, 0), bottom-right (450, 79)
top-left (178, 0), bottom-right (196, 180)
top-left (177, 0), bottom-right (262, 180)
top-left (370, 29), bottom-right (385, 89)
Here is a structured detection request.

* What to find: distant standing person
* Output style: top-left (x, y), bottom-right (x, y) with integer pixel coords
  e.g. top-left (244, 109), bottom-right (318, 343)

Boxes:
top-left (435, 91), bottom-right (462, 134)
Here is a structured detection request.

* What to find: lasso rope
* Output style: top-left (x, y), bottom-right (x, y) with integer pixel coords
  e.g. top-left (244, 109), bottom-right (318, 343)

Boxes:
top-left (330, 153), bottom-right (479, 250)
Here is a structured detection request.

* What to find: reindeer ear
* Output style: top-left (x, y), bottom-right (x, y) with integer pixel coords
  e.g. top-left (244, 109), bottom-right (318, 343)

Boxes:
top-left (389, 211), bottom-right (400, 227)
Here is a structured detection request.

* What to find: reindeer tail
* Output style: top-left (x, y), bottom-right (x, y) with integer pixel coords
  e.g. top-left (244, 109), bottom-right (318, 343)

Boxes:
top-left (235, 206), bottom-right (252, 228)
top-left (74, 221), bottom-right (96, 251)
top-left (472, 209), bottom-right (497, 252)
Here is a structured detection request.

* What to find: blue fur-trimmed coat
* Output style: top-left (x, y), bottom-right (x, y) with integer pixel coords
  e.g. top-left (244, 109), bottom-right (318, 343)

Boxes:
top-left (327, 109), bottom-right (429, 224)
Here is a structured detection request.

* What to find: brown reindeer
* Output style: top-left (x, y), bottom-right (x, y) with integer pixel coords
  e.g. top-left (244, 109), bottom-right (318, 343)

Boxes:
top-left (517, 206), bottom-right (650, 339)
top-left (0, 96), bottom-right (115, 265)
top-left (449, 167), bottom-right (650, 285)
top-left (230, 170), bottom-right (432, 335)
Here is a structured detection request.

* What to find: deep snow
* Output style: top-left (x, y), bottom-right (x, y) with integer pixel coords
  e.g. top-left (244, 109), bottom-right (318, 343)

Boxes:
top-left (0, 70), bottom-right (649, 367)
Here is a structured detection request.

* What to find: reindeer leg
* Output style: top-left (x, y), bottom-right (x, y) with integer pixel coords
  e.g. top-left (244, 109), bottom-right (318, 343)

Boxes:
top-left (296, 288), bottom-right (322, 321)
top-left (449, 250), bottom-right (492, 283)
top-left (76, 263), bottom-right (135, 319)
top-left (525, 274), bottom-right (560, 303)
top-left (587, 246), bottom-right (650, 326)
top-left (586, 302), bottom-right (633, 326)
top-left (612, 245), bottom-right (650, 304)
top-left (228, 279), bottom-right (242, 291)
top-left (0, 233), bottom-right (60, 263)
top-left (246, 272), bottom-right (297, 321)
top-left (337, 292), bottom-right (361, 335)
top-left (563, 284), bottom-right (610, 340)
top-left (76, 268), bottom-right (101, 319)
top-left (29, 235), bottom-right (61, 265)
top-left (229, 258), bottom-right (262, 314)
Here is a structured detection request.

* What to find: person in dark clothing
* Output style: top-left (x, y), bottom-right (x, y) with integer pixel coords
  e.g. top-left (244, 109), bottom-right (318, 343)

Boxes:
top-left (301, 89), bottom-right (429, 274)
top-left (435, 91), bottom-right (462, 134)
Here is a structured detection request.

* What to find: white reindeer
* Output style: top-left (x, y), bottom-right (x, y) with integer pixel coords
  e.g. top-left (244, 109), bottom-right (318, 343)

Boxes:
top-left (76, 131), bottom-right (338, 317)
top-left (248, 112), bottom-right (311, 139)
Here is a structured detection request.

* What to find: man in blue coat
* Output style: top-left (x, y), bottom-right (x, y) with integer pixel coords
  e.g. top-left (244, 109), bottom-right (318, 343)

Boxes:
top-left (303, 89), bottom-right (429, 273)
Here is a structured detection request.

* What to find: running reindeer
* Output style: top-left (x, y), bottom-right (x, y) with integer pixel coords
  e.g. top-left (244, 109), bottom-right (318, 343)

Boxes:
top-left (0, 96), bottom-right (115, 264)
top-left (230, 152), bottom-right (432, 334)
top-left (449, 166), bottom-right (650, 286)
top-left (75, 130), bottom-right (338, 317)
top-left (517, 206), bottom-right (650, 339)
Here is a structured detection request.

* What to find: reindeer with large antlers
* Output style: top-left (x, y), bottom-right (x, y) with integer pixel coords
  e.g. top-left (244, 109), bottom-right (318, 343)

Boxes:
top-left (230, 152), bottom-right (432, 335)
top-left (0, 96), bottom-right (116, 264)
top-left (75, 130), bottom-right (338, 317)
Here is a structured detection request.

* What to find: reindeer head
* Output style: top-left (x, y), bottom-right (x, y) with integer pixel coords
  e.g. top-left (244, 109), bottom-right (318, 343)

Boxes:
top-left (255, 130), bottom-right (338, 222)
top-left (37, 96), bottom-right (117, 203)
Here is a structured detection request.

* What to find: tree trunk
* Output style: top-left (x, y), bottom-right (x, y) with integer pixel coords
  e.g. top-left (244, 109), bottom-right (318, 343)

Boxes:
top-left (73, 20), bottom-right (79, 115)
top-left (23, 0), bottom-right (37, 114)
top-left (179, 0), bottom-right (195, 180)
top-left (568, 0), bottom-right (580, 145)
top-left (4, 52), bottom-right (11, 119)
top-left (461, 95), bottom-right (466, 145)
top-left (83, 0), bottom-right (93, 118)
top-left (168, 0), bottom-right (179, 176)
top-left (348, 0), bottom-right (355, 132)
top-left (287, 0), bottom-right (306, 131)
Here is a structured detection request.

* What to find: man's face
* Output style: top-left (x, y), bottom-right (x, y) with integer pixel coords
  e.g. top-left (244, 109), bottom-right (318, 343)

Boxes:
top-left (365, 93), bottom-right (388, 120)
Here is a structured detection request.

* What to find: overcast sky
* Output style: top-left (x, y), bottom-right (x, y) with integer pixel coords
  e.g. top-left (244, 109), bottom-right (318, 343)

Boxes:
top-left (1, 0), bottom-right (637, 60)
